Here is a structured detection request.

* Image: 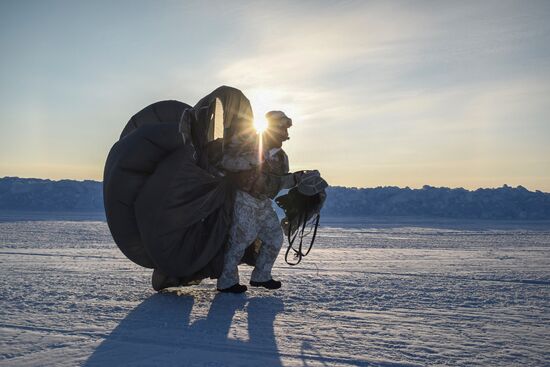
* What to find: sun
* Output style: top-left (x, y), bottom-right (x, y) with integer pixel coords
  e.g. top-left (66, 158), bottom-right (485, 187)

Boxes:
top-left (248, 87), bottom-right (298, 134)
top-left (249, 89), bottom-right (276, 134)
top-left (254, 118), bottom-right (268, 134)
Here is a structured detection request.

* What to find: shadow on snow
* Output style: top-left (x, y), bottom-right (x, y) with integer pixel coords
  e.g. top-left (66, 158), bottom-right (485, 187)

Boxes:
top-left (84, 292), bottom-right (284, 366)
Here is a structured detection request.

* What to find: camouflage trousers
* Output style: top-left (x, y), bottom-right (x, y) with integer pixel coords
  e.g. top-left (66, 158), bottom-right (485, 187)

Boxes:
top-left (217, 190), bottom-right (284, 289)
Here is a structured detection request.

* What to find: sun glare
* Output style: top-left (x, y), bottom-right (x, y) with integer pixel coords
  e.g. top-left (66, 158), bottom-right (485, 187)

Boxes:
top-left (254, 118), bottom-right (267, 133)
top-left (248, 87), bottom-right (299, 134)
top-left (249, 89), bottom-right (277, 134)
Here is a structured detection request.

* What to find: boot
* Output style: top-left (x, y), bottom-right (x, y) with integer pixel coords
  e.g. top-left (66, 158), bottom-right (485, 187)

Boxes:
top-left (152, 269), bottom-right (180, 291)
top-left (249, 279), bottom-right (281, 290)
top-left (217, 283), bottom-right (248, 293)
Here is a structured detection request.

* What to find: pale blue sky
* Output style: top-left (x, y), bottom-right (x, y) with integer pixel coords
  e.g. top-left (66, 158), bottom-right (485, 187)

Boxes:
top-left (1, 0), bottom-right (549, 190)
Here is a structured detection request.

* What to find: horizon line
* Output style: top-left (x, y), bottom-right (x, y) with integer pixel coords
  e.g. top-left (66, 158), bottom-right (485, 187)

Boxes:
top-left (2, 175), bottom-right (548, 194)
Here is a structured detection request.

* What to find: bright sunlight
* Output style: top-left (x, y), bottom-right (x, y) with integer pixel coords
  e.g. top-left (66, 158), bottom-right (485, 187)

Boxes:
top-left (249, 89), bottom-right (277, 134)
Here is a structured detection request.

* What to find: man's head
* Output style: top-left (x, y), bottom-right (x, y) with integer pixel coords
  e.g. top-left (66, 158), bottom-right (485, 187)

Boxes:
top-left (263, 111), bottom-right (292, 149)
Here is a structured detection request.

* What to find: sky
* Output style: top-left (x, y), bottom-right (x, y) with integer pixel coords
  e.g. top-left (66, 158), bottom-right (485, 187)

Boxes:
top-left (1, 0), bottom-right (549, 191)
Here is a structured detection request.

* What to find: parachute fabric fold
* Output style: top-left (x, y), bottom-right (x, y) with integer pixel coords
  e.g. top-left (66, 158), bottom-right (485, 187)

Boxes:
top-left (103, 122), bottom-right (185, 268)
top-left (104, 87), bottom-right (255, 282)
top-left (120, 100), bottom-right (191, 138)
top-left (194, 85), bottom-right (256, 159)
top-left (134, 144), bottom-right (234, 279)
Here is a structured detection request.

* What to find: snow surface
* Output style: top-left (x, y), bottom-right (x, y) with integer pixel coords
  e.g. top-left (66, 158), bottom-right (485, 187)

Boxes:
top-left (1, 217), bottom-right (549, 366)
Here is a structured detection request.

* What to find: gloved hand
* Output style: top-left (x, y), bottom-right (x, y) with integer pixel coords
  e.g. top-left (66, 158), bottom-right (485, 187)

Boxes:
top-left (293, 170), bottom-right (328, 196)
top-left (293, 169), bottom-right (320, 183)
top-left (292, 171), bottom-right (305, 185)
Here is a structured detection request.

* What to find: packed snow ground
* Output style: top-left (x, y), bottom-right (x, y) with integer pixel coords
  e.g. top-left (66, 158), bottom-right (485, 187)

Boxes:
top-left (1, 217), bottom-right (549, 366)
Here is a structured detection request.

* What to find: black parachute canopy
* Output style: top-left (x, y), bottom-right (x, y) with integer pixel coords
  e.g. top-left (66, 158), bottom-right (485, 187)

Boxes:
top-left (103, 86), bottom-right (255, 282)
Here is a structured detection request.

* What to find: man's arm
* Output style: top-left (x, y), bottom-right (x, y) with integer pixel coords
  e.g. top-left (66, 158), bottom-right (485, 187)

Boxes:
top-left (274, 150), bottom-right (298, 191)
top-left (279, 173), bottom-right (298, 190)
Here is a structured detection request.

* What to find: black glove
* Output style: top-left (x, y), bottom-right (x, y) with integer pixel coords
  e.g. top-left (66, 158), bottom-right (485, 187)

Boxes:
top-left (294, 170), bottom-right (328, 196)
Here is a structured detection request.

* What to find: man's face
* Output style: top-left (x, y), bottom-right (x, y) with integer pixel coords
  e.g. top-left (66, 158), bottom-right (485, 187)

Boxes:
top-left (263, 111), bottom-right (292, 149)
top-left (263, 126), bottom-right (289, 149)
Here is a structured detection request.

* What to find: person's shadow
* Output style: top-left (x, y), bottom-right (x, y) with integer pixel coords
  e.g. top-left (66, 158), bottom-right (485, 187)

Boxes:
top-left (84, 292), bottom-right (284, 366)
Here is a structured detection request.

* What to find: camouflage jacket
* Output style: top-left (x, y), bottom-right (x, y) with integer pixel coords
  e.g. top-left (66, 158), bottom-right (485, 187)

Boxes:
top-left (228, 148), bottom-right (296, 200)
top-left (254, 148), bottom-right (296, 199)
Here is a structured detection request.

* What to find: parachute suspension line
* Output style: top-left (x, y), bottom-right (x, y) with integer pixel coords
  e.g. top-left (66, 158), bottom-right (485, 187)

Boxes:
top-left (284, 213), bottom-right (320, 265)
top-left (284, 204), bottom-right (321, 266)
top-left (284, 211), bottom-right (304, 265)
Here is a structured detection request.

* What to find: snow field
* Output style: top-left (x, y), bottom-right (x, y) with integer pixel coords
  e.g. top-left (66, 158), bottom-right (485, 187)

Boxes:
top-left (1, 219), bottom-right (549, 366)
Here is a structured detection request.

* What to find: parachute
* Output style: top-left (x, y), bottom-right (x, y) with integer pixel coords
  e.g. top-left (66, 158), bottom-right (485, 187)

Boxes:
top-left (103, 86), bottom-right (256, 283)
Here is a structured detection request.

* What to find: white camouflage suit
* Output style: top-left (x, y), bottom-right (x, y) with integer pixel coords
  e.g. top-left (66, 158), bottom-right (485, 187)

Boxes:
top-left (217, 148), bottom-right (294, 289)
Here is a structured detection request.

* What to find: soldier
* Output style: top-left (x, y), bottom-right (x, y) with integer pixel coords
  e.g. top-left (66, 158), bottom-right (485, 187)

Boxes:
top-left (217, 111), bottom-right (301, 293)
